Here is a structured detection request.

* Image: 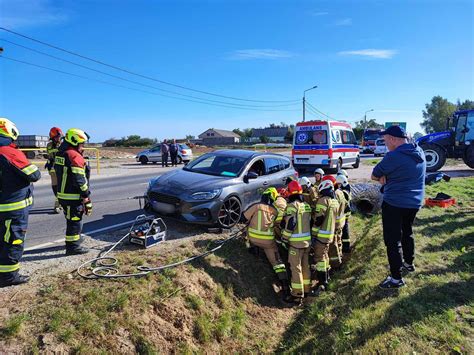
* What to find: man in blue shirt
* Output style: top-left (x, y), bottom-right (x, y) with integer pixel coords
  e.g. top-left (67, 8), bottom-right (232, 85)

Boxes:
top-left (371, 125), bottom-right (426, 289)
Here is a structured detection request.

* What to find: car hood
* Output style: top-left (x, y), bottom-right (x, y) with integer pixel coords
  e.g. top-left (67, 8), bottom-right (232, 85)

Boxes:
top-left (149, 169), bottom-right (238, 194)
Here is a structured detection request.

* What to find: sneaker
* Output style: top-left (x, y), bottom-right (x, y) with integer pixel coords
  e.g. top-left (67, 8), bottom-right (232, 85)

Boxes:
top-left (379, 276), bottom-right (406, 289)
top-left (401, 262), bottom-right (415, 274)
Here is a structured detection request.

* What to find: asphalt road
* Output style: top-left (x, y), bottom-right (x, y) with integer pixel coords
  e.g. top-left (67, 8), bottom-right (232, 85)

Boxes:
top-left (25, 169), bottom-right (165, 249)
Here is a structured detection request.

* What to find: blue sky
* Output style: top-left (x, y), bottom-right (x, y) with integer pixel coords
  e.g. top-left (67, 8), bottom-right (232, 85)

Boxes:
top-left (0, 0), bottom-right (473, 142)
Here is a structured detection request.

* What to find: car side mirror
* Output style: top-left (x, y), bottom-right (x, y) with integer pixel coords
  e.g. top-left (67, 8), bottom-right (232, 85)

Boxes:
top-left (244, 171), bottom-right (259, 183)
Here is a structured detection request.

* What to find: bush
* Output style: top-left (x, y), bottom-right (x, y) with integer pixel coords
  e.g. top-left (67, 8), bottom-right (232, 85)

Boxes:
top-left (103, 135), bottom-right (157, 147)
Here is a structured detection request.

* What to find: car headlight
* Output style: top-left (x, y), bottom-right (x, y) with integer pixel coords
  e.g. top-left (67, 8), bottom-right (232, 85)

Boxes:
top-left (191, 189), bottom-right (221, 200)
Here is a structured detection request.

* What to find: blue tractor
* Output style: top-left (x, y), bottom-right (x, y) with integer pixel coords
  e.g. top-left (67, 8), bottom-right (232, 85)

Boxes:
top-left (417, 109), bottom-right (474, 172)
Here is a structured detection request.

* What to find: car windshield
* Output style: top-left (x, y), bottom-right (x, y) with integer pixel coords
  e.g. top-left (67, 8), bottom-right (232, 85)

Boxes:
top-left (183, 153), bottom-right (248, 177)
top-left (364, 133), bottom-right (380, 141)
top-left (376, 139), bottom-right (385, 146)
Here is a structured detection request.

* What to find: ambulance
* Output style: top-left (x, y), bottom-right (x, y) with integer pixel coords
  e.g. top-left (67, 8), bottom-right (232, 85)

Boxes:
top-left (292, 120), bottom-right (360, 172)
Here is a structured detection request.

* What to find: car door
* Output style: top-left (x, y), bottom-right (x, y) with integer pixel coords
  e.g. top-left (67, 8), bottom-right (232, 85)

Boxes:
top-left (264, 156), bottom-right (287, 188)
top-left (148, 146), bottom-right (162, 162)
top-left (241, 158), bottom-right (268, 207)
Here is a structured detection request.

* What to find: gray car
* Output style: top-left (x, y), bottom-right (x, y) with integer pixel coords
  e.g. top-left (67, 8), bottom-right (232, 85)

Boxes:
top-left (145, 150), bottom-right (297, 228)
top-left (136, 144), bottom-right (193, 165)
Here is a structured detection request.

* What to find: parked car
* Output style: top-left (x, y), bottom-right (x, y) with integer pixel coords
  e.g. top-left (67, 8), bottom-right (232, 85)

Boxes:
top-left (374, 138), bottom-right (388, 157)
top-left (145, 150), bottom-right (297, 228)
top-left (136, 144), bottom-right (193, 165)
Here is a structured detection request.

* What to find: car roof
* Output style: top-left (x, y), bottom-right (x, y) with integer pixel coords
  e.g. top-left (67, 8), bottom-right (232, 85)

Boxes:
top-left (212, 149), bottom-right (288, 159)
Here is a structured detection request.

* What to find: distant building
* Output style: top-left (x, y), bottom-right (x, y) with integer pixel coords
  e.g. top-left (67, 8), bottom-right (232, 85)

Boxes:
top-left (250, 127), bottom-right (290, 143)
top-left (198, 128), bottom-right (241, 146)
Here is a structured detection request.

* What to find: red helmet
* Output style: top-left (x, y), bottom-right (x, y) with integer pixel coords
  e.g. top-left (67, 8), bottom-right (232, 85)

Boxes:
top-left (322, 175), bottom-right (337, 185)
top-left (49, 127), bottom-right (63, 139)
top-left (287, 180), bottom-right (303, 195)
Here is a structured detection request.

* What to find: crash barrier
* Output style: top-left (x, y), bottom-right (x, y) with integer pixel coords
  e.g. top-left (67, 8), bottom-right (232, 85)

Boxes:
top-left (77, 215), bottom-right (247, 279)
top-left (350, 183), bottom-right (383, 215)
top-left (20, 147), bottom-right (101, 174)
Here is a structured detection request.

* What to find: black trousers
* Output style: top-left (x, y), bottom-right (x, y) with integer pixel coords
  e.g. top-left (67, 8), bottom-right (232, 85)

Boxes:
top-left (0, 208), bottom-right (29, 282)
top-left (60, 201), bottom-right (84, 249)
top-left (170, 152), bottom-right (178, 166)
top-left (161, 153), bottom-right (169, 167)
top-left (382, 201), bottom-right (419, 280)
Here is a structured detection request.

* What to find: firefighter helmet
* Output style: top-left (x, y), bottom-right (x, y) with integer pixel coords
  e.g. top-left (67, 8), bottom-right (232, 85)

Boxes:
top-left (322, 175), bottom-right (337, 185)
top-left (49, 127), bottom-right (63, 140)
top-left (336, 174), bottom-right (349, 187)
top-left (288, 180), bottom-right (303, 195)
top-left (299, 176), bottom-right (312, 188)
top-left (319, 179), bottom-right (335, 192)
top-left (262, 187), bottom-right (279, 202)
top-left (65, 128), bottom-right (89, 146)
top-left (0, 118), bottom-right (20, 140)
top-left (337, 169), bottom-right (349, 178)
top-left (314, 168), bottom-right (325, 176)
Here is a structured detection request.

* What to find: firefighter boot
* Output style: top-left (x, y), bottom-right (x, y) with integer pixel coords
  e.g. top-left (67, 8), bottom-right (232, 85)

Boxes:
top-left (280, 279), bottom-right (292, 300)
top-left (0, 272), bottom-right (30, 288)
top-left (317, 271), bottom-right (329, 291)
top-left (65, 245), bottom-right (89, 255)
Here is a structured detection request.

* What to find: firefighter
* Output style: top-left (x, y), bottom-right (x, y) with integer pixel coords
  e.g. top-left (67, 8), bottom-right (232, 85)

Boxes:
top-left (314, 168), bottom-right (324, 186)
top-left (272, 188), bottom-right (287, 255)
top-left (300, 176), bottom-right (319, 209)
top-left (0, 118), bottom-right (41, 287)
top-left (46, 127), bottom-right (63, 213)
top-left (243, 187), bottom-right (290, 298)
top-left (337, 174), bottom-right (353, 253)
top-left (337, 169), bottom-right (349, 179)
top-left (54, 128), bottom-right (91, 255)
top-left (311, 177), bottom-right (339, 291)
top-left (282, 181), bottom-right (312, 304)
top-left (329, 175), bottom-right (347, 269)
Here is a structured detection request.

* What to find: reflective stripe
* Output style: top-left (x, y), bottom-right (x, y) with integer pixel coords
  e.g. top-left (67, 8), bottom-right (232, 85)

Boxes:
top-left (0, 197), bottom-right (33, 212)
top-left (12, 239), bottom-right (23, 245)
top-left (65, 234), bottom-right (81, 242)
top-left (60, 167), bottom-right (68, 193)
top-left (289, 232), bottom-right (311, 241)
top-left (248, 232), bottom-right (274, 240)
top-left (273, 264), bottom-right (287, 273)
top-left (80, 183), bottom-right (89, 192)
top-left (21, 164), bottom-right (39, 175)
top-left (317, 229), bottom-right (334, 239)
top-left (71, 167), bottom-right (86, 175)
top-left (291, 283), bottom-right (303, 290)
top-left (4, 219), bottom-right (12, 243)
top-left (0, 263), bottom-right (20, 273)
top-left (257, 210), bottom-right (262, 231)
top-left (316, 261), bottom-right (327, 272)
top-left (282, 230), bottom-right (292, 237)
top-left (57, 192), bottom-right (81, 200)
top-left (342, 239), bottom-right (350, 242)
top-left (303, 279), bottom-right (311, 285)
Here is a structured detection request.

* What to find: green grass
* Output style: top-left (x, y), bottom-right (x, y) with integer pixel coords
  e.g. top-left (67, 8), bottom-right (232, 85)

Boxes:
top-left (0, 313), bottom-right (30, 337)
top-left (278, 177), bottom-right (474, 354)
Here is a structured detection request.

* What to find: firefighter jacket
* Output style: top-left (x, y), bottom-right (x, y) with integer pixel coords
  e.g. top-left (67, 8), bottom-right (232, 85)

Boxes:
top-left (54, 144), bottom-right (90, 202)
top-left (342, 188), bottom-right (352, 218)
top-left (46, 140), bottom-right (60, 170)
top-left (311, 195), bottom-right (339, 243)
top-left (0, 137), bottom-right (41, 212)
top-left (273, 196), bottom-right (287, 224)
top-left (282, 200), bottom-right (312, 248)
top-left (302, 186), bottom-right (319, 209)
top-left (244, 203), bottom-right (278, 240)
top-left (335, 189), bottom-right (347, 229)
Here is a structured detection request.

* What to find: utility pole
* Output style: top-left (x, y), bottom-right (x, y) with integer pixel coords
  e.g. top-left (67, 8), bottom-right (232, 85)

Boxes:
top-left (303, 85), bottom-right (318, 122)
top-left (364, 109), bottom-right (374, 129)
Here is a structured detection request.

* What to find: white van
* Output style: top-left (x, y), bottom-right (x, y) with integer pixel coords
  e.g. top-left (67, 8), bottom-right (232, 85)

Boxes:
top-left (292, 120), bottom-right (360, 172)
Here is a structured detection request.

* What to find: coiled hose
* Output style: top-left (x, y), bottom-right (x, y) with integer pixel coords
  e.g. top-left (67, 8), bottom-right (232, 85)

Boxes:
top-left (77, 224), bottom-right (246, 279)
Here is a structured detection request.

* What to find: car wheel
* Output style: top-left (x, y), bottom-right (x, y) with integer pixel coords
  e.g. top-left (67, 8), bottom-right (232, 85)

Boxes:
top-left (352, 155), bottom-right (360, 168)
top-left (217, 196), bottom-right (242, 229)
top-left (139, 156), bottom-right (149, 165)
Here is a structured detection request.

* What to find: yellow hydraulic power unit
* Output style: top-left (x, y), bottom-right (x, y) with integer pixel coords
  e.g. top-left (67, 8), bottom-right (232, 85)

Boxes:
top-left (128, 215), bottom-right (167, 248)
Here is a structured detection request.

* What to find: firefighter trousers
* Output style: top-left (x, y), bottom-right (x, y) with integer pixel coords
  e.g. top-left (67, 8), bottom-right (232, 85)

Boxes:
top-left (313, 239), bottom-right (331, 273)
top-left (329, 228), bottom-right (343, 268)
top-left (0, 208), bottom-right (29, 282)
top-left (342, 220), bottom-right (351, 253)
top-left (59, 201), bottom-right (84, 248)
top-left (288, 246), bottom-right (310, 297)
top-left (249, 237), bottom-right (288, 281)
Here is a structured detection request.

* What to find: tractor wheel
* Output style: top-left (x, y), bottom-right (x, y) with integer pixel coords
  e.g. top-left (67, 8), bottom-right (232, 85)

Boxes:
top-left (463, 145), bottom-right (474, 169)
top-left (421, 143), bottom-right (446, 172)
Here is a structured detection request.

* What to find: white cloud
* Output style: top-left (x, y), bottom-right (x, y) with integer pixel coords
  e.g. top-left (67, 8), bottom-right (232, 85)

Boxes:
top-left (0, 0), bottom-right (68, 29)
top-left (334, 18), bottom-right (352, 26)
top-left (311, 11), bottom-right (329, 16)
top-left (338, 49), bottom-right (398, 59)
top-left (228, 49), bottom-right (295, 60)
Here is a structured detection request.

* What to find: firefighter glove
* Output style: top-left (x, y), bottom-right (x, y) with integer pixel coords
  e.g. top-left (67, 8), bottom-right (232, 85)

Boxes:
top-left (83, 198), bottom-right (93, 216)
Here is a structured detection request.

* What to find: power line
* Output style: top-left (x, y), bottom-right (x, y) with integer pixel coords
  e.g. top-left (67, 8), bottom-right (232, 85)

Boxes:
top-left (305, 105), bottom-right (324, 119)
top-left (306, 100), bottom-right (335, 120)
top-left (0, 56), bottom-right (300, 112)
top-left (0, 39), bottom-right (298, 109)
top-left (0, 26), bottom-right (300, 104)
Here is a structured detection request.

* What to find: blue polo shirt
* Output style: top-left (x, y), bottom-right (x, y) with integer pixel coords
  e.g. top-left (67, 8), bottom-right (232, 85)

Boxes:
top-left (372, 143), bottom-right (426, 209)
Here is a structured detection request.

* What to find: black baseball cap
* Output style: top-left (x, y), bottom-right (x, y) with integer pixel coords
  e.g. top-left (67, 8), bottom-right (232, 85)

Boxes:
top-left (380, 125), bottom-right (407, 138)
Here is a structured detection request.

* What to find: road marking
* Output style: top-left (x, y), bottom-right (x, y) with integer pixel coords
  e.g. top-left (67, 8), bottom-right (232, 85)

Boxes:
top-left (24, 241), bottom-right (55, 251)
top-left (84, 219), bottom-right (138, 235)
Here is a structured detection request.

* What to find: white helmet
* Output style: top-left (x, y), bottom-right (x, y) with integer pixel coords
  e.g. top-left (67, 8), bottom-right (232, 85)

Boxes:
top-left (336, 174), bottom-right (349, 188)
top-left (319, 179), bottom-right (334, 192)
top-left (337, 169), bottom-right (348, 178)
top-left (314, 168), bottom-right (325, 176)
top-left (299, 176), bottom-right (312, 188)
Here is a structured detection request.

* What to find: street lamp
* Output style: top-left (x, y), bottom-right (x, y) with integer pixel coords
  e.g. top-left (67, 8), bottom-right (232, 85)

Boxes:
top-left (364, 109), bottom-right (374, 129)
top-left (303, 85), bottom-right (318, 122)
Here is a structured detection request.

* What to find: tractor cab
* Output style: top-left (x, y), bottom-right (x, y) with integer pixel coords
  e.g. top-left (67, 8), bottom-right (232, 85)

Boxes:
top-left (418, 109), bottom-right (474, 172)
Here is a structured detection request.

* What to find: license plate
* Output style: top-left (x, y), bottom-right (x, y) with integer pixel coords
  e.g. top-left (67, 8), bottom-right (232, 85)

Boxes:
top-left (153, 202), bottom-right (176, 214)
